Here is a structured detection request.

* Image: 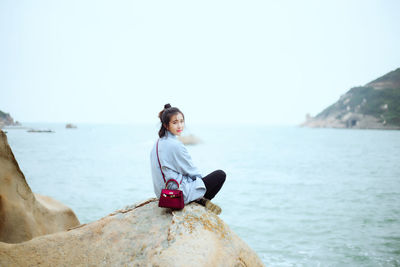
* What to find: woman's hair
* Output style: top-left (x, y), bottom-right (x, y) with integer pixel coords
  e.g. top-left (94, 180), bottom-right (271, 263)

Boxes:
top-left (158, 103), bottom-right (184, 138)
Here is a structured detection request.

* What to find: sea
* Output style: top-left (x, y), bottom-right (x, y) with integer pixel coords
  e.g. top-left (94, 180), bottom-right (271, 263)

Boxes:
top-left (4, 122), bottom-right (400, 267)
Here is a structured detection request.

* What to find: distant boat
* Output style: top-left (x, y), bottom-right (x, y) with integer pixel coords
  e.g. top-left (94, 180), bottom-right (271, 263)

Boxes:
top-left (27, 129), bottom-right (54, 133)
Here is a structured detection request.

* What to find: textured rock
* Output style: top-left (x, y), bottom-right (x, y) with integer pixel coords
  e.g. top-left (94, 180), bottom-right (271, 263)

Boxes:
top-left (0, 198), bottom-right (264, 266)
top-left (0, 129), bottom-right (264, 266)
top-left (0, 130), bottom-right (80, 244)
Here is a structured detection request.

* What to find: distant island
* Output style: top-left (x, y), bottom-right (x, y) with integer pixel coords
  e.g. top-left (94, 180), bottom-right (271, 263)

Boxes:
top-left (302, 68), bottom-right (400, 130)
top-left (0, 110), bottom-right (19, 128)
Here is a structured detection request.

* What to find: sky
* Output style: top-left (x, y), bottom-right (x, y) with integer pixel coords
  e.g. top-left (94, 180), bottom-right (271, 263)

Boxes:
top-left (1, 0), bottom-right (400, 125)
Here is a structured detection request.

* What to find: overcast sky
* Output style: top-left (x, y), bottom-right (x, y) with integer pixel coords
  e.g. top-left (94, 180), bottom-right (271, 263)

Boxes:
top-left (1, 0), bottom-right (399, 125)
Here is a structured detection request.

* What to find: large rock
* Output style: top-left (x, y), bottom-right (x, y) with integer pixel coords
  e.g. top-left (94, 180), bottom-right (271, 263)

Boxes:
top-left (0, 129), bottom-right (264, 266)
top-left (0, 130), bottom-right (80, 244)
top-left (0, 198), bottom-right (264, 266)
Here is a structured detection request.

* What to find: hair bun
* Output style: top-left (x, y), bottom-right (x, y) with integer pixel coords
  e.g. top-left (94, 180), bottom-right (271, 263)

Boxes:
top-left (164, 103), bottom-right (171, 109)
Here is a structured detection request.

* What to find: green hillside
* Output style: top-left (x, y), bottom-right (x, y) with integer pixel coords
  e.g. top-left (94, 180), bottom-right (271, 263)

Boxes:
top-left (317, 68), bottom-right (400, 127)
top-left (0, 110), bottom-right (15, 127)
top-left (0, 110), bottom-right (8, 118)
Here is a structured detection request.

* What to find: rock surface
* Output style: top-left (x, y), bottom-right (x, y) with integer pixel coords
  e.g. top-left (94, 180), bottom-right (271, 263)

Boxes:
top-left (0, 129), bottom-right (264, 266)
top-left (0, 198), bottom-right (264, 266)
top-left (0, 130), bottom-right (80, 244)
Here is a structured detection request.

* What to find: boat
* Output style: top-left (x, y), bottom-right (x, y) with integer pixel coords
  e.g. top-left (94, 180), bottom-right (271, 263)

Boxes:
top-left (27, 129), bottom-right (55, 133)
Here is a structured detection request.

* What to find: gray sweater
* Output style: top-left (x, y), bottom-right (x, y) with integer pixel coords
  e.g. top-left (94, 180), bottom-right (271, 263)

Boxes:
top-left (150, 131), bottom-right (206, 204)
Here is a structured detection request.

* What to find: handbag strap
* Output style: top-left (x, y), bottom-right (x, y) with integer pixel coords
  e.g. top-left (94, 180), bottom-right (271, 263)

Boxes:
top-left (156, 139), bottom-right (183, 186)
top-left (165, 179), bottom-right (180, 188)
top-left (156, 139), bottom-right (166, 184)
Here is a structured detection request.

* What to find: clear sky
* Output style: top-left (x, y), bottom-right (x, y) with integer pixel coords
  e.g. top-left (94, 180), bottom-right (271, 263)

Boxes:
top-left (1, 0), bottom-right (399, 125)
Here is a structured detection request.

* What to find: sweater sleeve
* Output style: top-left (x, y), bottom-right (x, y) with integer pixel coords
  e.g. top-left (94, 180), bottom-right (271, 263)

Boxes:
top-left (172, 142), bottom-right (202, 179)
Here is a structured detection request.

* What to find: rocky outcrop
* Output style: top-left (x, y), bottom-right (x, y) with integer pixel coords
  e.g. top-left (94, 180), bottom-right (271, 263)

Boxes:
top-left (0, 110), bottom-right (16, 128)
top-left (178, 134), bottom-right (202, 145)
top-left (302, 68), bottom-right (400, 130)
top-left (301, 112), bottom-right (399, 129)
top-left (0, 198), bottom-right (264, 266)
top-left (0, 129), bottom-right (264, 266)
top-left (366, 67), bottom-right (400, 90)
top-left (0, 130), bottom-right (80, 243)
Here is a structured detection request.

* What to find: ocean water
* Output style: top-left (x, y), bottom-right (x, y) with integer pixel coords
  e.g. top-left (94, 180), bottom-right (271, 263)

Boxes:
top-left (4, 123), bottom-right (400, 266)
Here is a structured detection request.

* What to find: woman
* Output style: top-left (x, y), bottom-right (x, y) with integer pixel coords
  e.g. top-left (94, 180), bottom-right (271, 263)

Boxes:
top-left (150, 104), bottom-right (226, 214)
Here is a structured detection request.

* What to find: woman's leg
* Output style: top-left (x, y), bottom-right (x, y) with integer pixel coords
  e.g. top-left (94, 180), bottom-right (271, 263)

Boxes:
top-left (202, 170), bottom-right (226, 200)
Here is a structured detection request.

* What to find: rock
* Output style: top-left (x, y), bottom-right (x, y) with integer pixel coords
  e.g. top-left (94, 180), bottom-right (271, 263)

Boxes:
top-left (0, 130), bottom-right (80, 244)
top-left (178, 134), bottom-right (202, 145)
top-left (65, 123), bottom-right (77, 129)
top-left (0, 129), bottom-right (264, 266)
top-left (0, 198), bottom-right (264, 266)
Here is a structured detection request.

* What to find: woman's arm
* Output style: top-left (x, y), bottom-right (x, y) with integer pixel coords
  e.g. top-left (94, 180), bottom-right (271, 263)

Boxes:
top-left (172, 143), bottom-right (202, 179)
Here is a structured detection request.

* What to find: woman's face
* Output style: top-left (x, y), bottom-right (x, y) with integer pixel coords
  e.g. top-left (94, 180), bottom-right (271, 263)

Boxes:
top-left (167, 113), bottom-right (184, 136)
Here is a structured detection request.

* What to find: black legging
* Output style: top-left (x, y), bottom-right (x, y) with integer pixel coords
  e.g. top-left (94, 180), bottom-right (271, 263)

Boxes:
top-left (202, 170), bottom-right (226, 200)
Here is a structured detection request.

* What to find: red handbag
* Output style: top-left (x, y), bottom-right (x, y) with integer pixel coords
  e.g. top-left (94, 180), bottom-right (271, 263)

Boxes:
top-left (156, 140), bottom-right (184, 210)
